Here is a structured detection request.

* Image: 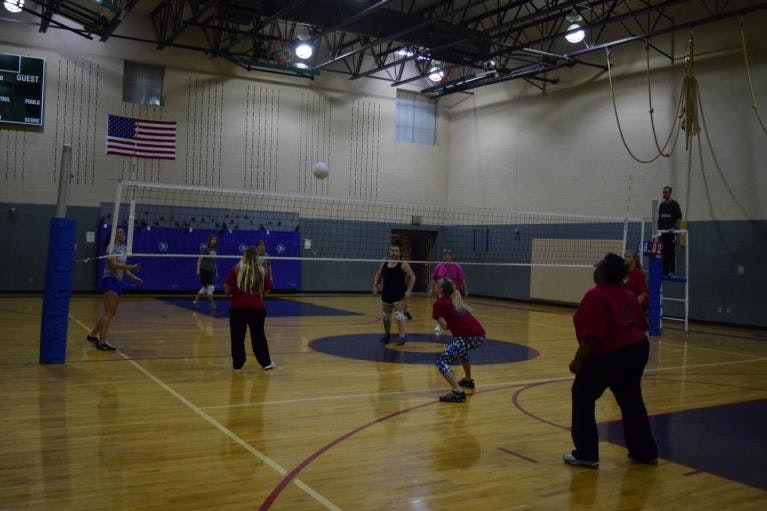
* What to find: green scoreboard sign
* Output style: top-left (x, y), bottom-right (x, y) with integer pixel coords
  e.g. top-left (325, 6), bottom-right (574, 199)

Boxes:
top-left (0, 53), bottom-right (45, 126)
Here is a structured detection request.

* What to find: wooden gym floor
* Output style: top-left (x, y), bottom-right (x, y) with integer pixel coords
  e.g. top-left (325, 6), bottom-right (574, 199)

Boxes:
top-left (1, 293), bottom-right (766, 510)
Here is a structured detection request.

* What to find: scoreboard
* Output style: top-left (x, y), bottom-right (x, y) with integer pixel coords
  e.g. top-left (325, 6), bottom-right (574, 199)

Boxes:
top-left (0, 53), bottom-right (45, 127)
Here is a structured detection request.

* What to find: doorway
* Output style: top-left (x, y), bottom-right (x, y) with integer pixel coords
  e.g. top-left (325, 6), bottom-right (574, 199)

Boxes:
top-left (391, 229), bottom-right (437, 292)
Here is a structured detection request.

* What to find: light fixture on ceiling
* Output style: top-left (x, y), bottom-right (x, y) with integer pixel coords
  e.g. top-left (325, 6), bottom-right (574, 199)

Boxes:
top-left (564, 13), bottom-right (586, 44)
top-left (428, 65), bottom-right (445, 82)
top-left (294, 62), bottom-right (309, 69)
top-left (3, 0), bottom-right (23, 13)
top-left (293, 33), bottom-right (314, 60)
top-left (396, 47), bottom-right (415, 58)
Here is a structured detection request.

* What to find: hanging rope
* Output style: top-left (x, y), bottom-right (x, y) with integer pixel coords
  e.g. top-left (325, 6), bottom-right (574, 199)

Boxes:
top-left (606, 47), bottom-right (683, 164)
top-left (681, 35), bottom-right (700, 154)
top-left (740, 20), bottom-right (767, 134)
top-left (646, 45), bottom-right (683, 157)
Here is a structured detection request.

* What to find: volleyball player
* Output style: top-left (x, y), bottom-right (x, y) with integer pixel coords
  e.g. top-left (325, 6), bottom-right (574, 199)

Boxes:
top-left (624, 249), bottom-right (648, 311)
top-left (224, 246), bottom-right (275, 372)
top-left (373, 245), bottom-right (415, 345)
top-left (194, 234), bottom-right (219, 309)
top-left (433, 277), bottom-right (486, 402)
top-left (87, 227), bottom-right (142, 351)
top-left (431, 248), bottom-right (468, 334)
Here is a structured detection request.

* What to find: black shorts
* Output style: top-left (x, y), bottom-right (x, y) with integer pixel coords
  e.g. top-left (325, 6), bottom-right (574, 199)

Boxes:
top-left (381, 294), bottom-right (406, 305)
top-left (200, 269), bottom-right (216, 286)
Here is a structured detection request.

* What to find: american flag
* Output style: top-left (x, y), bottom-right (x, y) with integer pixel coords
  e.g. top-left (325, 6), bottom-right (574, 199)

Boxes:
top-left (106, 114), bottom-right (176, 160)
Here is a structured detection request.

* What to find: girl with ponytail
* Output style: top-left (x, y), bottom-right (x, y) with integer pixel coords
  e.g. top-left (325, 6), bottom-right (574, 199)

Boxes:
top-left (433, 277), bottom-right (486, 402)
top-left (224, 246), bottom-right (275, 372)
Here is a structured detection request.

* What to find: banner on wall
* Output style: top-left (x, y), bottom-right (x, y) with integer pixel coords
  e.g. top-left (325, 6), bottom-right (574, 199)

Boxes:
top-left (97, 225), bottom-right (301, 291)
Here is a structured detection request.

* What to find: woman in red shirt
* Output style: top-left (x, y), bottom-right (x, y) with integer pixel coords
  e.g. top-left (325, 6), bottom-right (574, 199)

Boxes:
top-left (624, 249), bottom-right (648, 310)
top-left (432, 277), bottom-right (486, 403)
top-left (224, 246), bottom-right (275, 372)
top-left (564, 253), bottom-right (657, 468)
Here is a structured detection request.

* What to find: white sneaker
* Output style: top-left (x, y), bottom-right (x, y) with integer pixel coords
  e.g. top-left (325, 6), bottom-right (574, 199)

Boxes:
top-left (434, 325), bottom-right (442, 334)
top-left (263, 362), bottom-right (277, 370)
top-left (563, 452), bottom-right (599, 468)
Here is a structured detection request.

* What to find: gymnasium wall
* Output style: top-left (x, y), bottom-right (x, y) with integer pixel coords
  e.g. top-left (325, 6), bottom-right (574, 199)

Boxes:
top-left (1, 11), bottom-right (766, 327)
top-left (444, 14), bottom-right (767, 327)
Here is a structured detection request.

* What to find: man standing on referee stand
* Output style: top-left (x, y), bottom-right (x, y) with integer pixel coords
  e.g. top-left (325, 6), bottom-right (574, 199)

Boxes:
top-left (657, 186), bottom-right (683, 275)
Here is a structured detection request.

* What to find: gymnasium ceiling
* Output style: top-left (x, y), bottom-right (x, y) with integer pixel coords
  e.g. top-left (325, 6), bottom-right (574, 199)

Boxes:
top-left (10, 0), bottom-right (767, 96)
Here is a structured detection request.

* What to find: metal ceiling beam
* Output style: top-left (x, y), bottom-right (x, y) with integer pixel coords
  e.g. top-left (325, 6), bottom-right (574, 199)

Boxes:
top-left (217, 0), bottom-right (309, 53)
top-left (311, 0), bottom-right (491, 71)
top-left (154, 0), bottom-right (224, 49)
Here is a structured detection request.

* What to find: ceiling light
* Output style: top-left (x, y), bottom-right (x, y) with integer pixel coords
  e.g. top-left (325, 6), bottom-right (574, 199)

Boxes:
top-left (294, 62), bottom-right (309, 69)
top-left (564, 13), bottom-right (586, 44)
top-left (428, 66), bottom-right (445, 82)
top-left (396, 48), bottom-right (414, 58)
top-left (565, 24), bottom-right (585, 44)
top-left (3, 0), bottom-right (23, 13)
top-left (294, 42), bottom-right (313, 59)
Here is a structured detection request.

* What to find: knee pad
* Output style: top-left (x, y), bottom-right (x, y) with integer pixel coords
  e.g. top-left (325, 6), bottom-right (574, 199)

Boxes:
top-left (381, 312), bottom-right (390, 321)
top-left (206, 285), bottom-right (215, 295)
top-left (394, 311), bottom-right (406, 321)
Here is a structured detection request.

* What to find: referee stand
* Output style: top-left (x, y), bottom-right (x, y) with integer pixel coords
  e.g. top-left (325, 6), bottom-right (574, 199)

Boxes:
top-left (647, 229), bottom-right (689, 335)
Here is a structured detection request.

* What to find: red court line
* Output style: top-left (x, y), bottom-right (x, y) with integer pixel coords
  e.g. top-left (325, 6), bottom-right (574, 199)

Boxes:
top-left (511, 381), bottom-right (571, 431)
top-left (258, 400), bottom-right (437, 510)
top-left (258, 379), bottom-right (562, 509)
top-left (497, 447), bottom-right (539, 464)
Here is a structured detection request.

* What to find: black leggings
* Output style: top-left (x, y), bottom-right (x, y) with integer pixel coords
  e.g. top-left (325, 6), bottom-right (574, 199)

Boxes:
top-left (571, 338), bottom-right (657, 462)
top-left (229, 308), bottom-right (271, 369)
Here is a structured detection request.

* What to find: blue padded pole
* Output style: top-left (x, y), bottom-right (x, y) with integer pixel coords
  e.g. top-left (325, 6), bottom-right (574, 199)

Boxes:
top-left (39, 217), bottom-right (76, 364)
top-left (648, 253), bottom-right (663, 336)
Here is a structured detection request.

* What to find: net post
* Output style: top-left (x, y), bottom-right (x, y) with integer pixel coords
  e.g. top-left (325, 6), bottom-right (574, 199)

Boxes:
top-left (621, 218), bottom-right (628, 254)
top-left (126, 184), bottom-right (136, 255)
top-left (684, 229), bottom-right (689, 333)
top-left (109, 181), bottom-right (123, 250)
top-left (39, 144), bottom-right (76, 364)
top-left (55, 145), bottom-right (72, 218)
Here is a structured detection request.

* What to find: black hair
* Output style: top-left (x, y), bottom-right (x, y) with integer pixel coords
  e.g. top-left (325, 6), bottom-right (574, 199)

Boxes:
top-left (663, 186), bottom-right (673, 193)
top-left (596, 252), bottom-right (628, 284)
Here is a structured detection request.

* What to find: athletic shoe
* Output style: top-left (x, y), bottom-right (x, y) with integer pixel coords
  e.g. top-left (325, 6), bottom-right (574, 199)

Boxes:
top-left (628, 454), bottom-right (658, 465)
top-left (233, 367), bottom-right (243, 373)
top-left (379, 334), bottom-right (391, 344)
top-left (86, 335), bottom-right (99, 346)
top-left (96, 342), bottom-right (116, 351)
top-left (404, 311), bottom-right (412, 320)
top-left (396, 337), bottom-right (406, 346)
top-left (458, 377), bottom-right (475, 389)
top-left (563, 452), bottom-right (599, 468)
top-left (433, 325), bottom-right (442, 335)
top-left (263, 362), bottom-right (277, 370)
top-left (439, 390), bottom-right (466, 403)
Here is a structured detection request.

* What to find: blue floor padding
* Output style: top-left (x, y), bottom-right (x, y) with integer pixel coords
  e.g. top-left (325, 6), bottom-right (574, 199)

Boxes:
top-left (159, 296), bottom-right (362, 318)
top-left (599, 399), bottom-right (767, 490)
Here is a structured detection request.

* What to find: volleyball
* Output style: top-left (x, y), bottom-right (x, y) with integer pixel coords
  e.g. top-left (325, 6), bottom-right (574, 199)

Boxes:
top-left (312, 162), bottom-right (329, 179)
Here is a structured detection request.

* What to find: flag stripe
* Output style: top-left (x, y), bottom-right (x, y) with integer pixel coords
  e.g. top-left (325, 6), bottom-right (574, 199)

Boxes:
top-left (107, 114), bottom-right (177, 160)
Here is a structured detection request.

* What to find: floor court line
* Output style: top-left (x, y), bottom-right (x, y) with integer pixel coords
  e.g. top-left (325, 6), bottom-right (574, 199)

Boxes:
top-left (67, 313), bottom-right (343, 511)
top-left (201, 356), bottom-right (767, 411)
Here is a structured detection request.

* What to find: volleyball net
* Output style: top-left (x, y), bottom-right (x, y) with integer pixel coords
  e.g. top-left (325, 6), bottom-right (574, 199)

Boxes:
top-left (100, 180), bottom-right (646, 300)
